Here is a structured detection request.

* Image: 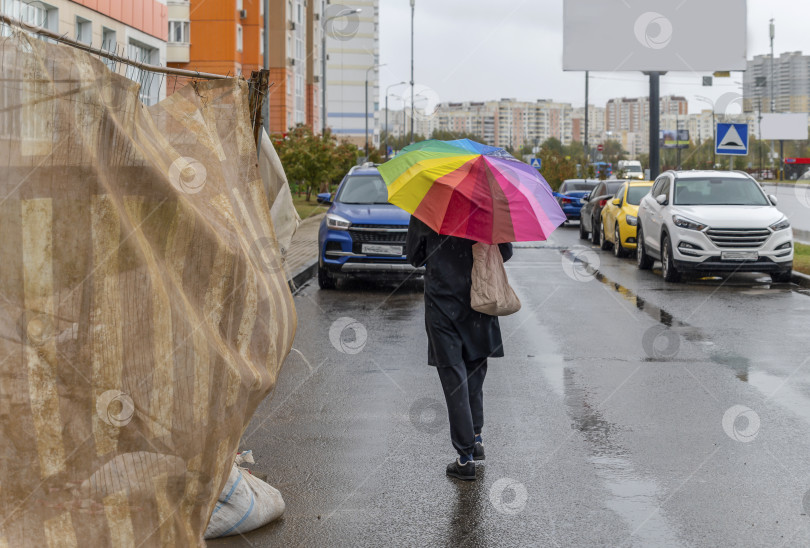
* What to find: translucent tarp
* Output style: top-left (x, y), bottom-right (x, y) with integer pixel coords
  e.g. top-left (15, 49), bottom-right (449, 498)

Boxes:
top-left (0, 33), bottom-right (296, 546)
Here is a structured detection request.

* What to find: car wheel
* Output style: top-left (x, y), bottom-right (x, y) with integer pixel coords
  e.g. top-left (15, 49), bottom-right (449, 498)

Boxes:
top-left (599, 221), bottom-right (612, 251)
top-left (771, 269), bottom-right (793, 283)
top-left (661, 234), bottom-right (681, 283)
top-left (318, 265), bottom-right (336, 290)
top-left (591, 217), bottom-right (600, 245)
top-left (613, 224), bottom-right (626, 258)
top-left (579, 219), bottom-right (589, 240)
top-left (636, 226), bottom-right (654, 270)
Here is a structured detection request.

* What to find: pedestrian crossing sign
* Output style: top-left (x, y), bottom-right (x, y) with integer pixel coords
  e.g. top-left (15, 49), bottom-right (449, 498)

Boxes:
top-left (529, 157), bottom-right (542, 170)
top-left (715, 123), bottom-right (749, 156)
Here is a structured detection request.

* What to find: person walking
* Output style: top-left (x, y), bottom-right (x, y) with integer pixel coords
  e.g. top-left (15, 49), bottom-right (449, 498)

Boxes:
top-left (406, 216), bottom-right (513, 481)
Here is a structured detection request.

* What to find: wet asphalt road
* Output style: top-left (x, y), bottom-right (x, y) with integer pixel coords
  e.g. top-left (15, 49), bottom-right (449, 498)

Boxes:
top-left (210, 223), bottom-right (810, 547)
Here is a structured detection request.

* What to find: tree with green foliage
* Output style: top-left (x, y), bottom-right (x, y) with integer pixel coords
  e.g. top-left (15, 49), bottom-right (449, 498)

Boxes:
top-left (538, 148), bottom-right (577, 190)
top-left (274, 125), bottom-right (362, 201)
top-left (541, 137), bottom-right (563, 155)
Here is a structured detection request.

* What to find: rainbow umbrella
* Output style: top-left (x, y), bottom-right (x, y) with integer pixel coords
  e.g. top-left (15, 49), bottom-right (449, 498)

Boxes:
top-left (378, 139), bottom-right (566, 244)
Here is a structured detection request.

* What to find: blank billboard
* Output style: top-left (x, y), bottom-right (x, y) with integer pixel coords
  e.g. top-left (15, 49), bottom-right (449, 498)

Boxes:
top-left (563, 0), bottom-right (747, 72)
top-left (760, 113), bottom-right (809, 141)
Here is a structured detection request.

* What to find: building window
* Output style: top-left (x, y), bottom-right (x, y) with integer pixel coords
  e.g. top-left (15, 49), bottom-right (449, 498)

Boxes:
top-left (237, 0), bottom-right (243, 9)
top-left (236, 24), bottom-right (243, 51)
top-left (128, 40), bottom-right (159, 106)
top-left (1, 0), bottom-right (57, 36)
top-left (75, 16), bottom-right (91, 45)
top-left (169, 20), bottom-right (190, 44)
top-left (101, 27), bottom-right (116, 70)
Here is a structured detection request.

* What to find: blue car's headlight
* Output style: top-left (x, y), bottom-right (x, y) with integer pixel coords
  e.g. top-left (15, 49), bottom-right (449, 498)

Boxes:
top-left (326, 214), bottom-right (352, 231)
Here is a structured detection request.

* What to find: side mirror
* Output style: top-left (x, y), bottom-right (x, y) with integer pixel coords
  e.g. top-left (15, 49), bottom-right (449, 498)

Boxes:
top-left (612, 198), bottom-right (621, 206)
top-left (769, 194), bottom-right (778, 206)
top-left (582, 193), bottom-right (591, 202)
top-left (316, 192), bottom-right (332, 205)
top-left (655, 194), bottom-right (667, 205)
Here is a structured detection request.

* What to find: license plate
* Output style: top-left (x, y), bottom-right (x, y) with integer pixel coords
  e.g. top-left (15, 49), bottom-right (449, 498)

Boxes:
top-left (721, 251), bottom-right (759, 261)
top-left (362, 244), bottom-right (403, 256)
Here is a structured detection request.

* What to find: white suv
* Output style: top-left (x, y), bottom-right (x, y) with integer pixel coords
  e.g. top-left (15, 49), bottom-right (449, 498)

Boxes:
top-left (636, 171), bottom-right (793, 283)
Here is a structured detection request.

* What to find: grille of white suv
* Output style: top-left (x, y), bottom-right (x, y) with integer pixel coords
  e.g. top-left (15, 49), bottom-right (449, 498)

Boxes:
top-left (705, 228), bottom-right (771, 249)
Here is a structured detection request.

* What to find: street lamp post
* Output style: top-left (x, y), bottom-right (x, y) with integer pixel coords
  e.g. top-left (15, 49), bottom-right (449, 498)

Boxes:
top-left (385, 81), bottom-right (407, 160)
top-left (410, 0), bottom-right (415, 144)
top-left (365, 64), bottom-right (385, 158)
top-left (321, 8), bottom-right (361, 135)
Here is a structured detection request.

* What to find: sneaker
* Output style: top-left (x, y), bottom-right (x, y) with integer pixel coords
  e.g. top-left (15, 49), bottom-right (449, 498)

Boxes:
top-left (473, 441), bottom-right (485, 461)
top-left (446, 458), bottom-right (476, 481)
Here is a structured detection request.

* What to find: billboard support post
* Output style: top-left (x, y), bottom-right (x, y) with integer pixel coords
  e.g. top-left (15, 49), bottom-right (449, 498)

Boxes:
top-left (584, 71), bottom-right (589, 171)
top-left (649, 71), bottom-right (660, 180)
top-left (780, 140), bottom-right (784, 181)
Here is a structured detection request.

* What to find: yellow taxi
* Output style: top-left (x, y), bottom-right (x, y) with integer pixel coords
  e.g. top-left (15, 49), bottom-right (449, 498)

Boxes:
top-left (599, 181), bottom-right (654, 258)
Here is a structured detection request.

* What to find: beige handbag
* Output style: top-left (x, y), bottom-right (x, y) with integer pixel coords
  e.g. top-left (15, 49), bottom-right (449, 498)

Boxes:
top-left (470, 243), bottom-right (522, 316)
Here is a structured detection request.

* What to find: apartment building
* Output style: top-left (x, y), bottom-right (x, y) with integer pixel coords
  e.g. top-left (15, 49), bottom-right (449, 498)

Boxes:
top-left (606, 95), bottom-right (688, 133)
top-left (743, 51), bottom-right (810, 114)
top-left (167, 1), bottom-right (263, 82)
top-left (1, 0), bottom-right (168, 104)
top-left (384, 98), bottom-right (575, 151)
top-left (571, 106), bottom-right (606, 143)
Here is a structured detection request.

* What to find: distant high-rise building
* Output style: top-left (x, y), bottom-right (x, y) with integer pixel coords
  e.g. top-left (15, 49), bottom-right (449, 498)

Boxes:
top-left (325, 0), bottom-right (379, 148)
top-left (571, 106), bottom-right (606, 143)
top-left (605, 96), bottom-right (687, 134)
top-left (384, 98), bottom-right (575, 151)
top-left (743, 52), bottom-right (810, 114)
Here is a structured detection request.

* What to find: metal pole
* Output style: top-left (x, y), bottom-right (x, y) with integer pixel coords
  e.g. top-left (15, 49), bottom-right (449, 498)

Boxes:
top-left (263, 0), bottom-right (270, 134)
top-left (770, 19), bottom-right (775, 113)
top-left (365, 76), bottom-right (369, 157)
top-left (385, 93), bottom-right (389, 160)
top-left (584, 71), bottom-right (589, 170)
top-left (410, 0), bottom-right (415, 144)
top-left (780, 140), bottom-right (784, 181)
top-left (649, 72), bottom-right (661, 179)
top-left (322, 29), bottom-right (327, 134)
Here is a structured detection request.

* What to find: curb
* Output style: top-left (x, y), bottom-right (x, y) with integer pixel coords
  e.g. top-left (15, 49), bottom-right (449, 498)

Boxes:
top-left (288, 261), bottom-right (317, 292)
top-left (792, 270), bottom-right (810, 289)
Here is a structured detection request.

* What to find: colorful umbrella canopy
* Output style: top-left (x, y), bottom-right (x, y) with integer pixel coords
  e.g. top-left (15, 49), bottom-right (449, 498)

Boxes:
top-left (378, 139), bottom-right (566, 244)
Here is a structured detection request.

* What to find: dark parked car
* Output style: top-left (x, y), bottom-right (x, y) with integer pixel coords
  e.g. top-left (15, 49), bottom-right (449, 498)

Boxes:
top-left (579, 180), bottom-right (627, 242)
top-left (316, 164), bottom-right (423, 289)
top-left (555, 179), bottom-right (599, 223)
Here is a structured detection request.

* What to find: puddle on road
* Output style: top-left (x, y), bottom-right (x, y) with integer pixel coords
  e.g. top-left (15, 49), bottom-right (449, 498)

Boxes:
top-left (557, 247), bottom-right (810, 414)
top-left (517, 304), bottom-right (683, 545)
top-left (564, 369), bottom-right (685, 546)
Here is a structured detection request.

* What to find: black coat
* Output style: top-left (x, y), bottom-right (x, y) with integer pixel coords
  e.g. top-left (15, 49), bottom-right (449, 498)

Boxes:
top-left (405, 216), bottom-right (513, 367)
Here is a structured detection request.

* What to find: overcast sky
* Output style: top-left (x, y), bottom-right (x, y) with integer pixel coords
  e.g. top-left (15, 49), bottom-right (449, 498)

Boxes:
top-left (379, 0), bottom-right (805, 115)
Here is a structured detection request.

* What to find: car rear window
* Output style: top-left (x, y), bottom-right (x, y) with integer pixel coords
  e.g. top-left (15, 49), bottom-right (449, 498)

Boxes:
top-left (626, 186), bottom-right (650, 205)
top-left (561, 181), bottom-right (598, 192)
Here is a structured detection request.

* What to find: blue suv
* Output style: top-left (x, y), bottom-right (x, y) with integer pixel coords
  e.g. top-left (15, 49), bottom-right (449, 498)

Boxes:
top-left (316, 164), bottom-right (423, 289)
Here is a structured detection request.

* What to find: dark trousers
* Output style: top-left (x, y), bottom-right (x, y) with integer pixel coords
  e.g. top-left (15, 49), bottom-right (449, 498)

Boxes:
top-left (436, 358), bottom-right (488, 457)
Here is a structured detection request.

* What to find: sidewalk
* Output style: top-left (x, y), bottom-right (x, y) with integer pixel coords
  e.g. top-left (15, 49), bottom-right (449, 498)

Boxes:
top-left (283, 212), bottom-right (324, 289)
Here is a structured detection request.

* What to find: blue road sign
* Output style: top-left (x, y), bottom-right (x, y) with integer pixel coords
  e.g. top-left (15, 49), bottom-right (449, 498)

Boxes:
top-left (529, 157), bottom-right (542, 169)
top-left (716, 123), bottom-right (749, 156)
